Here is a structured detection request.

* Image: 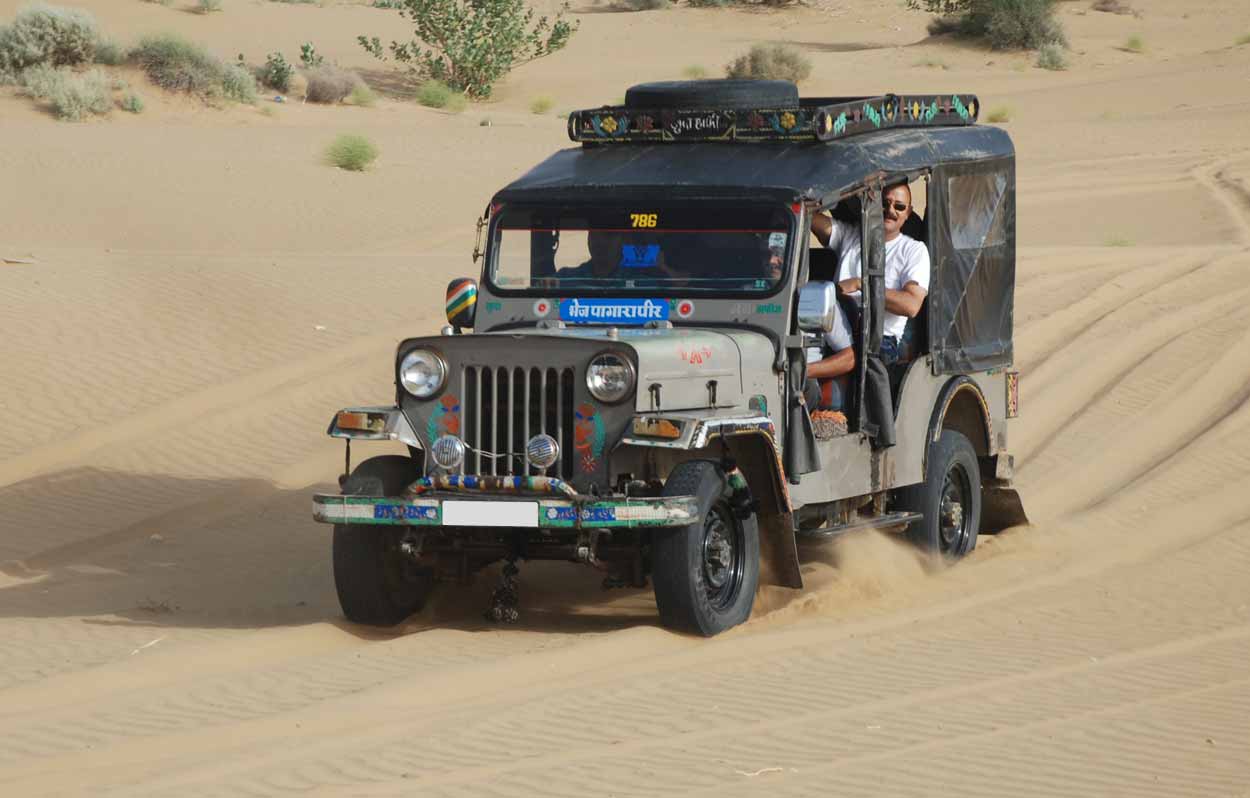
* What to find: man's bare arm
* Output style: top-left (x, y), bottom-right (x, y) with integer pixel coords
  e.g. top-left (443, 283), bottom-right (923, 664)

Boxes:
top-left (884, 282), bottom-right (927, 318)
top-left (810, 213), bottom-right (833, 248)
top-left (807, 347), bottom-right (855, 380)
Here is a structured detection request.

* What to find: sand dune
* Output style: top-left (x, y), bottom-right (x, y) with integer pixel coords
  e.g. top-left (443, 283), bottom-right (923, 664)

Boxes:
top-left (3, 0), bottom-right (1250, 794)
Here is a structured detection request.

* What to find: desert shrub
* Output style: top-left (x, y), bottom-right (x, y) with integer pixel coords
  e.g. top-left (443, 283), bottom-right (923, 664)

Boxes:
top-left (0, 4), bottom-right (99, 74)
top-left (529, 95), bottom-right (552, 114)
top-left (18, 61), bottom-right (63, 97)
top-left (614, 0), bottom-right (669, 9)
top-left (221, 62), bottom-right (257, 102)
top-left (415, 78), bottom-right (465, 110)
top-left (985, 105), bottom-right (1011, 122)
top-left (359, 0), bottom-right (577, 98)
top-left (259, 51), bottom-right (293, 91)
top-left (725, 43), bottom-right (811, 83)
top-left (1091, 0), bottom-right (1132, 14)
top-left (347, 82), bottom-right (376, 106)
top-left (371, 0), bottom-right (403, 7)
top-left (39, 67), bottom-right (111, 120)
top-left (299, 42), bottom-right (323, 67)
top-left (681, 64), bottom-right (707, 78)
top-left (304, 64), bottom-right (359, 103)
top-left (913, 57), bottom-right (949, 69)
top-left (133, 34), bottom-right (226, 95)
top-left (687, 0), bottom-right (730, 6)
top-left (908, 0), bottom-right (1064, 49)
top-left (197, 0), bottom-right (223, 13)
top-left (1237, 33), bottom-right (1250, 46)
top-left (1124, 34), bottom-right (1144, 52)
top-left (1036, 42), bottom-right (1067, 69)
top-left (94, 38), bottom-right (125, 65)
top-left (325, 134), bottom-right (378, 171)
top-left (120, 91), bottom-right (144, 112)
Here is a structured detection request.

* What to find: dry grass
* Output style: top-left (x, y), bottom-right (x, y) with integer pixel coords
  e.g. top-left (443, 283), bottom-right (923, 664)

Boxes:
top-left (325, 133), bottom-right (378, 171)
top-left (529, 95), bottom-right (553, 114)
top-left (985, 105), bottom-right (1012, 124)
top-left (304, 64), bottom-right (360, 103)
top-left (1123, 34), bottom-right (1145, 53)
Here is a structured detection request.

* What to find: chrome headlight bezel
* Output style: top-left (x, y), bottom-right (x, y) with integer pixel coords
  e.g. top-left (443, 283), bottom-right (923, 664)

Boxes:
top-left (585, 351), bottom-right (635, 404)
top-left (399, 348), bottom-right (447, 399)
top-left (430, 435), bottom-right (465, 470)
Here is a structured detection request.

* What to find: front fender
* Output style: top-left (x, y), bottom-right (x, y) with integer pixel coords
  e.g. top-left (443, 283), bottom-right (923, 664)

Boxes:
top-left (327, 406), bottom-right (421, 449)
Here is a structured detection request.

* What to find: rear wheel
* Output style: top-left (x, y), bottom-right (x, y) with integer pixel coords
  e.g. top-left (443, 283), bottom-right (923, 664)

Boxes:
top-left (332, 455), bottom-right (435, 626)
top-left (652, 461), bottom-right (760, 636)
top-left (896, 430), bottom-right (981, 560)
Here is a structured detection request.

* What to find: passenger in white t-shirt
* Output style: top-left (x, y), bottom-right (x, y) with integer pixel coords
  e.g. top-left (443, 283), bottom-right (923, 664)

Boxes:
top-left (810, 183), bottom-right (930, 363)
top-left (803, 286), bottom-right (855, 411)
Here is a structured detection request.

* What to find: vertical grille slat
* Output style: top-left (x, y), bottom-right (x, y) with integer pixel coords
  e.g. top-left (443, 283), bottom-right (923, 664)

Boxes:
top-left (454, 362), bottom-right (576, 478)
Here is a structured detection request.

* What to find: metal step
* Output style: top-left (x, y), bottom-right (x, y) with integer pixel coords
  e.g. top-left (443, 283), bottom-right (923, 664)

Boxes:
top-left (795, 511), bottom-right (922, 541)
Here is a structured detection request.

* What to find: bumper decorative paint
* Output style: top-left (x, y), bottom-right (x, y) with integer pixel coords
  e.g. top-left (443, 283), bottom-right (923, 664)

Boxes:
top-left (313, 493), bottom-right (700, 529)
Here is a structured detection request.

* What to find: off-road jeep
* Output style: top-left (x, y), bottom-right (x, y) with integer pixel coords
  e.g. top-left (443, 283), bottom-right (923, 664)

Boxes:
top-left (313, 80), bottom-right (1028, 636)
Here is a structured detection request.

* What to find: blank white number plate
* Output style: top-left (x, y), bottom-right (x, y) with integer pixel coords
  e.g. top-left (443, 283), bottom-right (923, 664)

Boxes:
top-left (442, 501), bottom-right (538, 528)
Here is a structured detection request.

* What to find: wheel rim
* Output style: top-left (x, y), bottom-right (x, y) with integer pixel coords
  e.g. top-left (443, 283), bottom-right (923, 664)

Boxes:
top-left (701, 502), bottom-right (745, 610)
top-left (939, 462), bottom-right (971, 555)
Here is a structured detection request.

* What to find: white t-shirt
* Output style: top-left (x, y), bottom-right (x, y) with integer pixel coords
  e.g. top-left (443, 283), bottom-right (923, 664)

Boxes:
top-left (824, 218), bottom-right (931, 340)
top-left (804, 281), bottom-right (854, 364)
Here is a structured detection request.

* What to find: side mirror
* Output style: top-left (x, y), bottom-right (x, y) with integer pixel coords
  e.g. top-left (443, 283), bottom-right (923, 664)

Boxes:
top-left (797, 282), bottom-right (837, 334)
top-left (445, 278), bottom-right (478, 329)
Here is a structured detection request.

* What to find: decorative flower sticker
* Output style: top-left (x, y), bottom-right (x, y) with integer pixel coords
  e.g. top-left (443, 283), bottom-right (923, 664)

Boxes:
top-left (748, 111), bottom-right (766, 129)
top-left (637, 114), bottom-right (654, 132)
top-left (779, 111), bottom-right (796, 130)
top-left (601, 116), bottom-right (618, 133)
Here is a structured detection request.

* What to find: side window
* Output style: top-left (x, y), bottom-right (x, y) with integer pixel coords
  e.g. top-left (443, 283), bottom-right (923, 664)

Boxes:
top-left (947, 171), bottom-right (1008, 250)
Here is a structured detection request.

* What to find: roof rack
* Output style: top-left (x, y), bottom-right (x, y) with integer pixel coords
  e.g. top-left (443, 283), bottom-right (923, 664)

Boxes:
top-left (567, 94), bottom-right (979, 145)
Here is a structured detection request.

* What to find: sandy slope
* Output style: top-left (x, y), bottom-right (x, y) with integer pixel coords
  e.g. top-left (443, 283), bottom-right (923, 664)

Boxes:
top-left (3, 0), bottom-right (1250, 795)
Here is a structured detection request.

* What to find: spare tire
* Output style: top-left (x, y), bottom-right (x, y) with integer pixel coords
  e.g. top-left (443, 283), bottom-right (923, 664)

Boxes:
top-left (624, 80), bottom-right (799, 109)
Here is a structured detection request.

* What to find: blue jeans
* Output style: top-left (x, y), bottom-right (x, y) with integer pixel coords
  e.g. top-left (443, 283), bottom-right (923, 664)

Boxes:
top-left (881, 335), bottom-right (901, 365)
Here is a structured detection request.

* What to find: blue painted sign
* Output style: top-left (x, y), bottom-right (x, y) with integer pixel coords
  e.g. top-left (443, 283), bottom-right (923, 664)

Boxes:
top-left (373, 504), bottom-right (438, 521)
top-left (619, 245), bottom-right (660, 268)
top-left (559, 298), bottom-right (669, 325)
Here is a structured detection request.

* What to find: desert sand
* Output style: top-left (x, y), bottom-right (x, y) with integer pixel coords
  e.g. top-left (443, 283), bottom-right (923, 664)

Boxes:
top-left (2, 0), bottom-right (1250, 794)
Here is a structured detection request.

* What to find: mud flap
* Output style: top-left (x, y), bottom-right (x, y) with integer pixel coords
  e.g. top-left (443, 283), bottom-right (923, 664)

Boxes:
top-left (980, 484), bottom-right (1029, 533)
top-left (759, 511), bottom-right (803, 589)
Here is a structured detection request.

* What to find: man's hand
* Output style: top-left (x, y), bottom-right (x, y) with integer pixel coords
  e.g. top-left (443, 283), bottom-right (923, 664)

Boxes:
top-left (838, 277), bottom-right (862, 295)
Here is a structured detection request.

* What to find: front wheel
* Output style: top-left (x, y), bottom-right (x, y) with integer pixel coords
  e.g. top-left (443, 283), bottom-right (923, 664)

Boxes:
top-left (651, 461), bottom-right (760, 636)
top-left (332, 455), bottom-right (434, 626)
top-left (895, 429), bottom-right (981, 560)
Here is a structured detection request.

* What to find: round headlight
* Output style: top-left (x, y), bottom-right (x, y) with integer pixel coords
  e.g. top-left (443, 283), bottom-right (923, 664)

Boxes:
top-left (586, 352), bottom-right (635, 403)
top-left (430, 435), bottom-right (465, 470)
top-left (399, 349), bottom-right (446, 398)
top-left (526, 434), bottom-right (560, 470)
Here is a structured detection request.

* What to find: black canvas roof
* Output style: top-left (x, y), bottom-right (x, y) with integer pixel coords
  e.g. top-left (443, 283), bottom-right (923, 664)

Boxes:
top-left (493, 124), bottom-right (1013, 206)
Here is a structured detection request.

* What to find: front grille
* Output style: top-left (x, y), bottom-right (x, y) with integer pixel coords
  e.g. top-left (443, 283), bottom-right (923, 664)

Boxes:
top-left (461, 366), bottom-right (576, 479)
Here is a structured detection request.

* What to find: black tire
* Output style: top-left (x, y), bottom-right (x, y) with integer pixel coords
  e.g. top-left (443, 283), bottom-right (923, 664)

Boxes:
top-left (332, 455), bottom-right (435, 626)
top-left (624, 79), bottom-right (799, 109)
top-left (651, 461), bottom-right (760, 636)
top-left (895, 430), bottom-right (981, 560)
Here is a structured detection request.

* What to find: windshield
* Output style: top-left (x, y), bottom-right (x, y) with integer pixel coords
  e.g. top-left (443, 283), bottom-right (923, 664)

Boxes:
top-left (488, 202), bottom-right (793, 296)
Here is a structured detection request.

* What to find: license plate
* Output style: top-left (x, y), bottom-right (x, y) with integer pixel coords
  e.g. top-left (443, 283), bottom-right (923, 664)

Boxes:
top-left (442, 501), bottom-right (538, 528)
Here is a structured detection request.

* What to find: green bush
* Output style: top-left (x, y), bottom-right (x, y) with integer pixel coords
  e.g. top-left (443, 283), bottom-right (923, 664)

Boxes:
top-left (133, 34), bottom-right (225, 95)
top-left (0, 3), bottom-right (99, 74)
top-left (259, 51), bottom-right (293, 92)
top-left (197, 0), bottom-right (223, 13)
top-left (687, 0), bottom-right (729, 6)
top-left (94, 38), bottom-right (125, 65)
top-left (304, 64), bottom-right (359, 103)
top-left (1124, 34), bottom-right (1144, 52)
top-left (985, 105), bottom-right (1011, 123)
top-left (909, 0), bottom-right (1065, 49)
top-left (415, 78), bottom-right (465, 110)
top-left (347, 82), bottom-right (376, 106)
top-left (681, 64), bottom-right (707, 78)
top-left (325, 134), bottom-right (378, 171)
top-left (221, 62), bottom-right (257, 102)
top-left (121, 91), bottom-right (144, 112)
top-left (1237, 33), bottom-right (1250, 46)
top-left (725, 43), bottom-right (811, 83)
top-left (359, 0), bottom-right (577, 98)
top-left (1036, 42), bottom-right (1067, 69)
top-left (299, 42), bottom-right (323, 68)
top-left (26, 66), bottom-right (112, 120)
top-left (615, 0), bottom-right (670, 9)
top-left (529, 95), bottom-right (552, 114)
top-left (18, 61), bottom-right (63, 98)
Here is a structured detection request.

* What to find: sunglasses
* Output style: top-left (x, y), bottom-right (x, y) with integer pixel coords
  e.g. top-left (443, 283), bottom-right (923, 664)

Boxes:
top-left (883, 200), bottom-right (910, 213)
